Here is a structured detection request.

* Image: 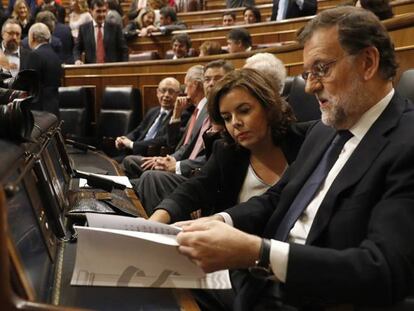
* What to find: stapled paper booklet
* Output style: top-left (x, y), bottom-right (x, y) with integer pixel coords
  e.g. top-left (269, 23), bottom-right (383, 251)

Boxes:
top-left (70, 213), bottom-right (231, 289)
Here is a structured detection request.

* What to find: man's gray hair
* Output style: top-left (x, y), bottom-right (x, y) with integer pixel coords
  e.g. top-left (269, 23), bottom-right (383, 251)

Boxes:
top-left (244, 53), bottom-right (286, 94)
top-left (186, 65), bottom-right (204, 83)
top-left (28, 23), bottom-right (51, 43)
top-left (1, 19), bottom-right (21, 34)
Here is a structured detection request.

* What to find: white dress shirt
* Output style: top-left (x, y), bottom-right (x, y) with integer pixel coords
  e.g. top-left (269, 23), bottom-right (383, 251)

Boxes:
top-left (175, 97), bottom-right (208, 175)
top-left (2, 42), bottom-right (20, 77)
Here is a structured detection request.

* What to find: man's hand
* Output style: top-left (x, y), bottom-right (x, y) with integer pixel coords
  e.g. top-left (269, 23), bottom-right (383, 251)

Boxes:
top-left (154, 155), bottom-right (176, 172)
top-left (141, 156), bottom-right (159, 170)
top-left (145, 25), bottom-right (158, 35)
top-left (75, 60), bottom-right (84, 65)
top-left (176, 220), bottom-right (261, 273)
top-left (115, 136), bottom-right (132, 150)
top-left (173, 97), bottom-right (191, 120)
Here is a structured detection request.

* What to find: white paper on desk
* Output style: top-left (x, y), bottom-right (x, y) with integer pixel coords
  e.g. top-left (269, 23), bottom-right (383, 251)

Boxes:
top-left (86, 213), bottom-right (182, 235)
top-left (76, 170), bottom-right (133, 188)
top-left (70, 226), bottom-right (231, 289)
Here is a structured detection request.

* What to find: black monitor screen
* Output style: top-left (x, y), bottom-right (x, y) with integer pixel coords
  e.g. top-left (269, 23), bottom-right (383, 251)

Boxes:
top-left (6, 172), bottom-right (54, 302)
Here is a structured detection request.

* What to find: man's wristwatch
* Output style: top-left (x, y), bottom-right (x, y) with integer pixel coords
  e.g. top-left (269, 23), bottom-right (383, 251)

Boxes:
top-left (248, 238), bottom-right (273, 279)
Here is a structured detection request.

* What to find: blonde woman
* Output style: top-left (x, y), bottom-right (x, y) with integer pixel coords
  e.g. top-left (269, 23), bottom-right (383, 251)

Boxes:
top-left (11, 0), bottom-right (33, 39)
top-left (69, 0), bottom-right (93, 38)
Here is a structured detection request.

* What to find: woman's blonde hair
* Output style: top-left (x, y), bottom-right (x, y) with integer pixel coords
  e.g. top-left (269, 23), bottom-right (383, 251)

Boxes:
top-left (12, 0), bottom-right (31, 21)
top-left (135, 8), bottom-right (155, 28)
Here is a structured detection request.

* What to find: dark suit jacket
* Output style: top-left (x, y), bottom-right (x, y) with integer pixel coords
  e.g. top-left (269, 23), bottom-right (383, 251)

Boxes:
top-left (226, 93), bottom-right (414, 310)
top-left (24, 43), bottom-right (62, 118)
top-left (19, 47), bottom-right (31, 70)
top-left (53, 22), bottom-right (74, 64)
top-left (271, 0), bottom-right (317, 21)
top-left (74, 21), bottom-right (128, 64)
top-left (126, 107), bottom-right (172, 155)
top-left (170, 102), bottom-right (209, 177)
top-left (155, 123), bottom-right (311, 222)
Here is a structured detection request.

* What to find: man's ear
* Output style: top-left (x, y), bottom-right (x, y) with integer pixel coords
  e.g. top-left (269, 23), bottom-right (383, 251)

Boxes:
top-left (360, 46), bottom-right (380, 81)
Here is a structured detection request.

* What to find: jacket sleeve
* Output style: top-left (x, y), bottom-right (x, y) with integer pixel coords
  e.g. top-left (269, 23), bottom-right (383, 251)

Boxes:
top-left (155, 141), bottom-right (224, 222)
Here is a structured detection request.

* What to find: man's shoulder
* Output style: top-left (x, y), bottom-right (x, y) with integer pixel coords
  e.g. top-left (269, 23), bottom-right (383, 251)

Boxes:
top-left (79, 21), bottom-right (93, 31)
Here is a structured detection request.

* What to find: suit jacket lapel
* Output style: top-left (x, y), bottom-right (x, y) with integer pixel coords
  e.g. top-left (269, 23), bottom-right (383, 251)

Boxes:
top-left (265, 125), bottom-right (336, 237)
top-left (306, 93), bottom-right (407, 244)
top-left (88, 23), bottom-right (96, 61)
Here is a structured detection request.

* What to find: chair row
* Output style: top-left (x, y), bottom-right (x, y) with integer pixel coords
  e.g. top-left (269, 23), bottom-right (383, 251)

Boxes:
top-left (58, 86), bottom-right (142, 153)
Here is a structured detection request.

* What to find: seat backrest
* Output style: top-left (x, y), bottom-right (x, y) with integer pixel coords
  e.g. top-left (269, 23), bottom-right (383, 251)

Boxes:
top-left (282, 76), bottom-right (295, 98)
top-left (99, 86), bottom-right (142, 138)
top-left (396, 69), bottom-right (414, 102)
top-left (287, 75), bottom-right (321, 122)
top-left (58, 86), bottom-right (89, 137)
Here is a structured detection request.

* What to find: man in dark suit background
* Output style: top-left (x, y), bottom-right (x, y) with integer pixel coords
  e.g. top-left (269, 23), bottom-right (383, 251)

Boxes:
top-left (0, 19), bottom-right (30, 77)
top-left (74, 0), bottom-right (128, 64)
top-left (25, 22), bottom-right (62, 118)
top-left (271, 0), bottom-right (317, 21)
top-left (116, 77), bottom-right (183, 164)
top-left (176, 7), bottom-right (414, 311)
top-left (134, 60), bottom-right (234, 215)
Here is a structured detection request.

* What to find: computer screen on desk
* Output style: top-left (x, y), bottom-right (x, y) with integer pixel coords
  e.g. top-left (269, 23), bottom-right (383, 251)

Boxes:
top-left (6, 170), bottom-right (56, 303)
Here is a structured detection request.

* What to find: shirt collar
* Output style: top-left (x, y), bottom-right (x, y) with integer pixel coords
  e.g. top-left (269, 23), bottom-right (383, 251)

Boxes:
top-left (93, 20), bottom-right (104, 28)
top-left (349, 88), bottom-right (394, 141)
top-left (196, 97), bottom-right (208, 111)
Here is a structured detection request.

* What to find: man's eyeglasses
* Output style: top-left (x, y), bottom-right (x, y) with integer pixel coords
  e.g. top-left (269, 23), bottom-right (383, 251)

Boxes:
top-left (301, 59), bottom-right (338, 81)
top-left (5, 31), bottom-right (21, 37)
top-left (158, 88), bottom-right (179, 95)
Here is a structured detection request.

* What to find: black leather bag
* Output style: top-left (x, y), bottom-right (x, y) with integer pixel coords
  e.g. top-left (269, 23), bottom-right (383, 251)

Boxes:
top-left (66, 190), bottom-right (139, 220)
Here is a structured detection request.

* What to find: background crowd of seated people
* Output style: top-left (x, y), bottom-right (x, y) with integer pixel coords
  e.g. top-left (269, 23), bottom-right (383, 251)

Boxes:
top-left (134, 60), bottom-right (234, 215)
top-left (115, 77), bottom-right (191, 165)
top-left (149, 67), bottom-right (309, 223)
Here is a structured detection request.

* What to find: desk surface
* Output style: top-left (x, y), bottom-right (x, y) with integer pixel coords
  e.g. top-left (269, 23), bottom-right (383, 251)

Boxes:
top-left (60, 148), bottom-right (200, 311)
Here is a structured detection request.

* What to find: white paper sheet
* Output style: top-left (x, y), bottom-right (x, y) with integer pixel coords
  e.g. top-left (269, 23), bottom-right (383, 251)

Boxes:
top-left (76, 170), bottom-right (133, 188)
top-left (70, 225), bottom-right (232, 289)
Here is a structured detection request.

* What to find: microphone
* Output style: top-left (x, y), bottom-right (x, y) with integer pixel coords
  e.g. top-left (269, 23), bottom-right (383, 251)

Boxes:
top-left (66, 139), bottom-right (97, 152)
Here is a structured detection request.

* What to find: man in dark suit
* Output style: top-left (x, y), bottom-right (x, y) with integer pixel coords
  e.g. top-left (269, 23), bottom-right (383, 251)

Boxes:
top-left (0, 20), bottom-right (30, 78)
top-left (116, 77), bottom-right (182, 163)
top-left (25, 22), bottom-right (62, 118)
top-left (176, 7), bottom-right (414, 311)
top-left (74, 0), bottom-right (128, 64)
top-left (135, 60), bottom-right (234, 215)
top-left (271, 0), bottom-right (317, 21)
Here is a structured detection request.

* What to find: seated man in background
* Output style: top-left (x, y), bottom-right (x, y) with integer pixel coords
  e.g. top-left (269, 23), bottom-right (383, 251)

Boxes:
top-left (176, 7), bottom-right (414, 311)
top-left (170, 33), bottom-right (192, 59)
top-left (222, 12), bottom-right (236, 26)
top-left (134, 60), bottom-right (234, 215)
top-left (123, 65), bottom-right (206, 179)
top-left (74, 0), bottom-right (128, 64)
top-left (116, 77), bottom-right (184, 165)
top-left (227, 28), bottom-right (252, 53)
top-left (143, 6), bottom-right (187, 36)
